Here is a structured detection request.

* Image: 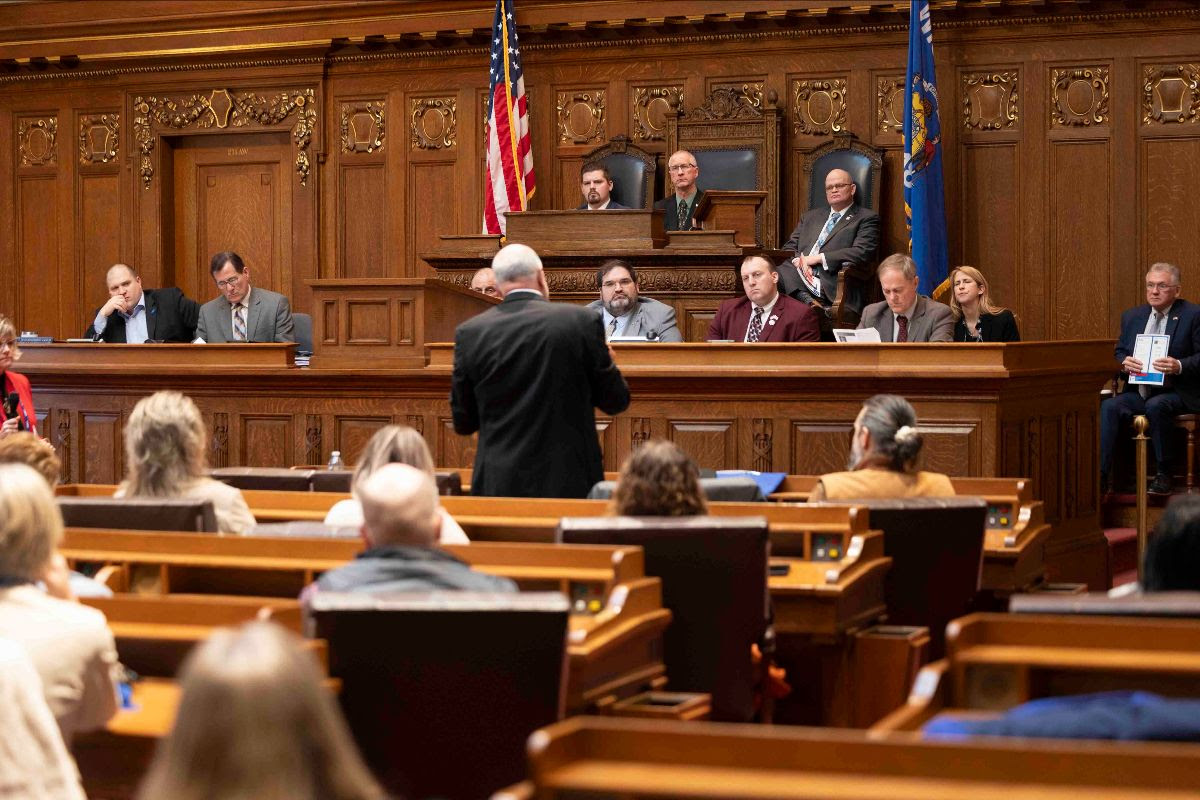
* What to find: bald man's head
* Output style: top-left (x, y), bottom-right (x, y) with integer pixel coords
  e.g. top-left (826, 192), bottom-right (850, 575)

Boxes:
top-left (824, 168), bottom-right (856, 212)
top-left (357, 463), bottom-right (442, 548)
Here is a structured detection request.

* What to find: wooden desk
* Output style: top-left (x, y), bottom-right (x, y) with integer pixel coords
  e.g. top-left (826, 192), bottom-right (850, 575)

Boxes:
top-left (20, 341), bottom-right (295, 369)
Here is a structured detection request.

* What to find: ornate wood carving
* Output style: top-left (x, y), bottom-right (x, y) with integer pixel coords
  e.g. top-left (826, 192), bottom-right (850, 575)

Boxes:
top-left (752, 418), bottom-right (773, 472)
top-left (631, 418), bottom-right (651, 449)
top-left (710, 82), bottom-right (764, 110)
top-left (547, 268), bottom-right (737, 295)
top-left (1142, 64), bottom-right (1200, 125)
top-left (305, 414), bottom-right (322, 464)
top-left (405, 414), bottom-right (424, 435)
top-left (55, 412), bottom-right (71, 482)
top-left (410, 97), bottom-right (456, 150)
top-left (211, 411), bottom-right (230, 468)
top-left (791, 78), bottom-right (847, 135)
top-left (340, 100), bottom-right (385, 153)
top-left (962, 71), bottom-right (1020, 130)
top-left (133, 87), bottom-right (317, 187)
top-left (682, 86), bottom-right (772, 121)
top-left (78, 113), bottom-right (119, 164)
top-left (557, 90), bottom-right (606, 144)
top-left (631, 85), bottom-right (682, 142)
top-left (1051, 67), bottom-right (1109, 127)
top-left (18, 116), bottom-right (57, 167)
top-left (876, 75), bottom-right (905, 135)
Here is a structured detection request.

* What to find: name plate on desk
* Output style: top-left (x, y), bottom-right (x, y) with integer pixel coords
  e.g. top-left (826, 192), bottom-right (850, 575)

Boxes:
top-left (504, 209), bottom-right (666, 251)
top-left (18, 342), bottom-right (296, 371)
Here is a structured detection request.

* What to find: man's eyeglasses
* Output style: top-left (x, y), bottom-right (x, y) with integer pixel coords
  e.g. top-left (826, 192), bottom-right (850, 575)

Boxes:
top-left (825, 182), bottom-right (853, 191)
top-left (216, 274), bottom-right (242, 290)
top-left (668, 164), bottom-right (696, 173)
top-left (0, 339), bottom-right (15, 351)
top-left (1146, 282), bottom-right (1179, 291)
top-left (602, 278), bottom-right (635, 290)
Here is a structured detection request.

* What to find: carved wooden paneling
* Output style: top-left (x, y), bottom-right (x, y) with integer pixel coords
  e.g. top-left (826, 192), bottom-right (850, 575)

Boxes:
top-left (789, 422), bottom-right (852, 476)
top-left (750, 417), bottom-right (773, 472)
top-left (916, 422), bottom-right (976, 478)
top-left (409, 162), bottom-right (456, 274)
top-left (340, 100), bottom-right (385, 153)
top-left (631, 85), bottom-right (682, 142)
top-left (77, 174), bottom-right (121, 316)
top-left (1142, 64), bottom-right (1200, 125)
top-left (78, 112), bottom-right (119, 165)
top-left (959, 144), bottom-right (1018, 311)
top-left (1038, 415), bottom-right (1062, 525)
top-left (305, 414), bottom-right (322, 466)
top-left (791, 77), bottom-right (847, 136)
top-left (962, 70), bottom-right (1020, 131)
top-left (345, 300), bottom-right (391, 344)
top-left (667, 419), bottom-right (736, 472)
top-left (210, 411), bottom-right (230, 469)
top-left (410, 97), bottom-right (455, 150)
top-left (629, 417), bottom-right (652, 450)
top-left (708, 80), bottom-right (765, 111)
top-left (334, 416), bottom-right (392, 465)
top-left (556, 89), bottom-right (605, 145)
top-left (1051, 67), bottom-right (1109, 128)
top-left (18, 176), bottom-right (60, 335)
top-left (79, 411), bottom-right (121, 485)
top-left (875, 74), bottom-right (905, 138)
top-left (437, 416), bottom-right (476, 469)
top-left (1050, 140), bottom-right (1111, 340)
top-left (340, 164), bottom-right (387, 278)
top-left (1141, 137), bottom-right (1200, 270)
top-left (240, 414), bottom-right (293, 467)
top-left (17, 116), bottom-right (57, 168)
top-left (597, 417), bottom-right (618, 472)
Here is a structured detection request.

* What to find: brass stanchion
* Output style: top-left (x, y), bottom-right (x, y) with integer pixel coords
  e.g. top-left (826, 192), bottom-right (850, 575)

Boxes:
top-left (1134, 415), bottom-right (1149, 585)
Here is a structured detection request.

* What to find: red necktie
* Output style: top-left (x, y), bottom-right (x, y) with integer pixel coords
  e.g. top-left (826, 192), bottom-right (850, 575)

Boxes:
top-left (897, 315), bottom-right (909, 343)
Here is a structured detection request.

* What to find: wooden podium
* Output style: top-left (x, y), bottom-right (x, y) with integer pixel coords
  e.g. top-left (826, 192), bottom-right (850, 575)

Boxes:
top-left (693, 190), bottom-right (766, 246)
top-left (504, 208), bottom-right (666, 250)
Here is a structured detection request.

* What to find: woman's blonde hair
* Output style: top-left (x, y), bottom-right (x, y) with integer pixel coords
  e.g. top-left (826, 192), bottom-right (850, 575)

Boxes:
top-left (949, 265), bottom-right (1007, 320)
top-left (351, 425), bottom-right (434, 495)
top-left (0, 463), bottom-right (61, 580)
top-left (122, 391), bottom-right (206, 497)
top-left (610, 440), bottom-right (707, 517)
top-left (137, 621), bottom-right (384, 800)
top-left (0, 314), bottom-right (20, 360)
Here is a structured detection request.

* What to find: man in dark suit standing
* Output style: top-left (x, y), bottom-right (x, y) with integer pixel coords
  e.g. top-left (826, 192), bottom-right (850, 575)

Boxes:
top-left (777, 168), bottom-right (880, 320)
top-left (451, 243), bottom-right (630, 498)
top-left (1101, 262), bottom-right (1200, 494)
top-left (654, 149), bottom-right (703, 232)
top-left (85, 263), bottom-right (199, 343)
top-left (707, 256), bottom-right (820, 343)
top-left (576, 162), bottom-right (629, 210)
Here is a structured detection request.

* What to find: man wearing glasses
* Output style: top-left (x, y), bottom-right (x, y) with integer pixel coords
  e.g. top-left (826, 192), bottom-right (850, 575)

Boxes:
top-left (1101, 262), bottom-right (1200, 495)
top-left (777, 168), bottom-right (880, 322)
top-left (585, 259), bottom-right (682, 342)
top-left (654, 150), bottom-right (703, 232)
top-left (195, 250), bottom-right (295, 343)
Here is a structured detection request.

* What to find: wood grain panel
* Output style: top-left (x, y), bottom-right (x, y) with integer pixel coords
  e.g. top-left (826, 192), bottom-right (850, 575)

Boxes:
top-left (78, 173), bottom-right (121, 316)
top-left (437, 416), bottom-right (475, 469)
top-left (17, 175), bottom-right (58, 335)
top-left (345, 300), bottom-right (389, 344)
top-left (667, 419), bottom-right (736, 471)
top-left (333, 416), bottom-right (392, 466)
top-left (790, 421), bottom-right (852, 475)
top-left (79, 411), bottom-right (120, 485)
top-left (1141, 137), bottom-right (1200, 282)
top-left (409, 162), bottom-right (456, 275)
top-left (339, 164), bottom-right (386, 278)
top-left (1039, 415), bottom-right (1063, 525)
top-left (959, 143), bottom-right (1017, 312)
top-left (1050, 140), bottom-right (1111, 339)
top-left (879, 149), bottom-right (907, 259)
top-left (239, 414), bottom-right (292, 467)
top-left (917, 422), bottom-right (976, 478)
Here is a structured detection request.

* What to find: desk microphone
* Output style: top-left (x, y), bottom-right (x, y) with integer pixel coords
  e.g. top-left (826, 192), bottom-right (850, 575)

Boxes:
top-left (644, 330), bottom-right (659, 341)
top-left (3, 392), bottom-right (24, 432)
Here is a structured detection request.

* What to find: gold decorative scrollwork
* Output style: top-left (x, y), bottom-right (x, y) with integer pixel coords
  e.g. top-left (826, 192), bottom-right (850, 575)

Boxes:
top-left (1051, 67), bottom-right (1109, 127)
top-left (792, 78), bottom-right (848, 135)
top-left (1142, 64), bottom-right (1200, 125)
top-left (133, 87), bottom-right (317, 188)
top-left (962, 70), bottom-right (1020, 131)
top-left (18, 117), bottom-right (57, 167)
top-left (557, 90), bottom-right (606, 144)
top-left (340, 101), bottom-right (386, 153)
top-left (712, 82), bottom-right (765, 111)
top-left (78, 113), bottom-right (119, 164)
top-left (632, 85), bottom-right (682, 142)
top-left (876, 76), bottom-right (905, 135)
top-left (682, 86), bottom-right (774, 121)
top-left (410, 98), bottom-right (456, 150)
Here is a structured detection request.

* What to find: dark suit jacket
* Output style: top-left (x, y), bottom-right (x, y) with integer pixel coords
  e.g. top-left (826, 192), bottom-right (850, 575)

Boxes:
top-left (857, 295), bottom-right (954, 343)
top-left (451, 292), bottom-right (630, 498)
top-left (1115, 299), bottom-right (1200, 410)
top-left (84, 287), bottom-right (200, 343)
top-left (575, 200), bottom-right (630, 210)
top-left (655, 190), bottom-right (704, 231)
top-left (778, 203), bottom-right (880, 315)
top-left (706, 293), bottom-right (821, 342)
top-left (953, 310), bottom-right (1021, 342)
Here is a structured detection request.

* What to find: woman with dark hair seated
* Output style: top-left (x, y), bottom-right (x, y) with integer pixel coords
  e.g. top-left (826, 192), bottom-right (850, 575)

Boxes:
top-left (949, 266), bottom-right (1020, 342)
top-left (811, 394), bottom-right (955, 501)
top-left (610, 439), bottom-right (707, 516)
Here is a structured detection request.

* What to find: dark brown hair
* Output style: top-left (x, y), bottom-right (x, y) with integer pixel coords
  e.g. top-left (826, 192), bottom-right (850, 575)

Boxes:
top-left (610, 440), bottom-right (706, 517)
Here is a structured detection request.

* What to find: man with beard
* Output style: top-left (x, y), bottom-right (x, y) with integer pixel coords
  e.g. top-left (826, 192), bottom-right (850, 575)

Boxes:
top-left (576, 162), bottom-right (628, 210)
top-left (808, 393), bottom-right (955, 501)
top-left (585, 259), bottom-right (683, 342)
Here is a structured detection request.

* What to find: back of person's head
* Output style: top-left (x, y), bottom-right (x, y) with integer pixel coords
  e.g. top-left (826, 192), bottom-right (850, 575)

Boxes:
top-left (1144, 496), bottom-right (1200, 592)
top-left (491, 242), bottom-right (542, 284)
top-left (358, 463), bottom-right (440, 548)
top-left (137, 621), bottom-right (383, 800)
top-left (857, 393), bottom-right (923, 472)
top-left (610, 439), bottom-right (707, 516)
top-left (0, 463), bottom-right (61, 581)
top-left (0, 433), bottom-right (61, 486)
top-left (351, 425), bottom-right (434, 495)
top-left (123, 391), bottom-right (206, 497)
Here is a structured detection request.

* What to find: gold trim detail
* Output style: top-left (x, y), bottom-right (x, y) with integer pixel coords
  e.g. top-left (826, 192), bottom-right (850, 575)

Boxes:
top-left (876, 75), bottom-right (905, 135)
top-left (1142, 64), bottom-right (1200, 125)
top-left (792, 78), bottom-right (847, 135)
top-left (632, 85), bottom-right (682, 142)
top-left (410, 98), bottom-right (456, 151)
top-left (132, 87), bottom-right (317, 188)
top-left (340, 100), bottom-right (386, 153)
top-left (78, 113), bottom-right (119, 164)
top-left (557, 90), bottom-right (605, 145)
top-left (962, 70), bottom-right (1019, 131)
top-left (18, 116), bottom-right (57, 167)
top-left (1051, 67), bottom-right (1109, 127)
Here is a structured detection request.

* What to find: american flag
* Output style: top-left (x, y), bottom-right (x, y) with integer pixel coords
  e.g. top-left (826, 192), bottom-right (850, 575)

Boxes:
top-left (483, 0), bottom-right (536, 235)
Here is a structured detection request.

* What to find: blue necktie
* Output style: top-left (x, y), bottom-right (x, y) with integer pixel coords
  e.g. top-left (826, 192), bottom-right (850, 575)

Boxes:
top-left (815, 211), bottom-right (841, 250)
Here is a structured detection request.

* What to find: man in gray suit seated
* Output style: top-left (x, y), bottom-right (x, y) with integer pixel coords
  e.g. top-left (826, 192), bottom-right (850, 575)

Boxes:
top-left (585, 259), bottom-right (683, 342)
top-left (857, 253), bottom-right (953, 342)
top-left (195, 250), bottom-right (295, 343)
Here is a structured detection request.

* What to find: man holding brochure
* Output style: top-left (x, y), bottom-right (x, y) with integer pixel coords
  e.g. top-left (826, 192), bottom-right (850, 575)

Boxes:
top-left (1101, 262), bottom-right (1200, 495)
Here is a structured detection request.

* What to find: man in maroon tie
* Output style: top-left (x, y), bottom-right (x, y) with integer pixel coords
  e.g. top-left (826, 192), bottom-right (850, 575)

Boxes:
top-left (856, 253), bottom-right (953, 343)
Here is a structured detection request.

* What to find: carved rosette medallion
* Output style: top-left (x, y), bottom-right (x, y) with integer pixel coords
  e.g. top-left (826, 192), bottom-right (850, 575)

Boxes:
top-left (340, 101), bottom-right (385, 153)
top-left (18, 117), bottom-right (57, 167)
top-left (1051, 67), bottom-right (1109, 127)
top-left (876, 76), bottom-right (905, 135)
top-left (632, 86), bottom-right (682, 142)
top-left (556, 90), bottom-right (606, 144)
top-left (962, 71), bottom-right (1020, 131)
top-left (133, 87), bottom-right (317, 187)
top-left (78, 113), bottom-right (119, 164)
top-left (792, 78), bottom-right (848, 135)
top-left (1143, 64), bottom-right (1200, 125)
top-left (410, 98), bottom-right (456, 150)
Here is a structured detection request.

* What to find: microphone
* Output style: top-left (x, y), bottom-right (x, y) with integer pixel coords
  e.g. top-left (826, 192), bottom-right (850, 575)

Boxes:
top-left (644, 330), bottom-right (659, 341)
top-left (3, 392), bottom-right (24, 432)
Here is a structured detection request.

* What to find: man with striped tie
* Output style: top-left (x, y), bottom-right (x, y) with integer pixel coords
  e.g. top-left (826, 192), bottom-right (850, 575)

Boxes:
top-left (706, 256), bottom-right (820, 343)
top-left (194, 251), bottom-right (295, 344)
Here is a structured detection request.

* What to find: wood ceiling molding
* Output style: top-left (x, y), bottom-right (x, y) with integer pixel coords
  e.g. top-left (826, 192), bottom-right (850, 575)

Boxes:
top-left (1051, 66), bottom-right (1109, 128)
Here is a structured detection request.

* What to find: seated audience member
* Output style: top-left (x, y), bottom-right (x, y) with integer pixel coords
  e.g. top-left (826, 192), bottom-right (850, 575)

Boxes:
top-left (0, 463), bottom-right (120, 742)
top-left (136, 621), bottom-right (385, 800)
top-left (655, 150), bottom-right (703, 231)
top-left (323, 425), bottom-right (469, 544)
top-left (0, 639), bottom-right (86, 800)
top-left (195, 251), bottom-right (296, 343)
top-left (610, 439), bottom-right (707, 516)
top-left (1101, 262), bottom-right (1200, 495)
top-left (707, 255), bottom-right (821, 342)
top-left (576, 161), bottom-right (628, 210)
top-left (84, 263), bottom-right (200, 343)
top-left (586, 259), bottom-right (683, 342)
top-left (811, 393), bottom-right (955, 500)
top-left (949, 265), bottom-right (1020, 342)
top-left (1143, 495), bottom-right (1200, 592)
top-left (117, 391), bottom-right (256, 535)
top-left (312, 464), bottom-right (516, 595)
top-left (857, 254), bottom-right (954, 342)
top-left (470, 266), bottom-right (499, 297)
top-left (0, 313), bottom-right (36, 438)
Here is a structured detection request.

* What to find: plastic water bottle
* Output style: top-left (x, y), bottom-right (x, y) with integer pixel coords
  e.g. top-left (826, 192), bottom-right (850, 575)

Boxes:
top-left (327, 450), bottom-right (345, 470)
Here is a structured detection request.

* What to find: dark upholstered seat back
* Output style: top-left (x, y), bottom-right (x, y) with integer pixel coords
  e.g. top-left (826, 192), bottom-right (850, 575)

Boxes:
top-left (695, 148), bottom-right (759, 193)
top-left (57, 496), bottom-right (218, 532)
top-left (209, 467), bottom-right (314, 491)
top-left (581, 135), bottom-right (656, 209)
top-left (587, 476), bottom-right (764, 502)
top-left (307, 469), bottom-right (461, 495)
top-left (806, 144), bottom-right (880, 212)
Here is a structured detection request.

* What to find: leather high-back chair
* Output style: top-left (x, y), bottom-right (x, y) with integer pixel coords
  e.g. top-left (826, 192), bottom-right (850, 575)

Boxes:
top-left (580, 135), bottom-right (656, 209)
top-left (666, 87), bottom-right (783, 247)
